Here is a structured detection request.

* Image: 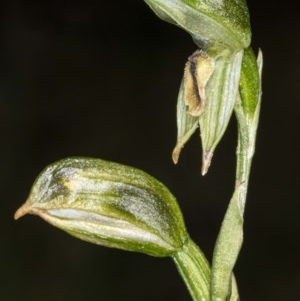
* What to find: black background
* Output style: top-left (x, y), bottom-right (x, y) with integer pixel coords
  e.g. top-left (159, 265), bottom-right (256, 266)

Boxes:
top-left (1, 1), bottom-right (299, 301)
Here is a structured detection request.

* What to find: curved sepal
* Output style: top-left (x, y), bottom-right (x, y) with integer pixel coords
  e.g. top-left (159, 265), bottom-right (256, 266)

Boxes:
top-left (172, 75), bottom-right (201, 164)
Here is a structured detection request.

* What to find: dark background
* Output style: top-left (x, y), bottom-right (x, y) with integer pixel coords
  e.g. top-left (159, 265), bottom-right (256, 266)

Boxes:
top-left (1, 1), bottom-right (299, 301)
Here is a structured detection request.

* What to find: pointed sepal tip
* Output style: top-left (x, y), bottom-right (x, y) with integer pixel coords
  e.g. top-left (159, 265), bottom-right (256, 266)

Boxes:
top-left (201, 151), bottom-right (213, 176)
top-left (14, 200), bottom-right (31, 220)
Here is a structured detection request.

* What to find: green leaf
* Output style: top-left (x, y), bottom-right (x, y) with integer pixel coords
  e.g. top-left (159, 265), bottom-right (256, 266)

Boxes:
top-left (239, 47), bottom-right (262, 119)
top-left (15, 157), bottom-right (188, 257)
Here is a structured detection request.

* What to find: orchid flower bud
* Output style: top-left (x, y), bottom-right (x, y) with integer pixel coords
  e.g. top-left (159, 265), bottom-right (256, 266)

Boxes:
top-left (143, 0), bottom-right (251, 52)
top-left (15, 157), bottom-right (188, 257)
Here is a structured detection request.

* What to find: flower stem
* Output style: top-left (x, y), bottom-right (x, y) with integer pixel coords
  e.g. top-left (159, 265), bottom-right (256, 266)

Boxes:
top-left (210, 50), bottom-right (262, 301)
top-left (172, 238), bottom-right (210, 301)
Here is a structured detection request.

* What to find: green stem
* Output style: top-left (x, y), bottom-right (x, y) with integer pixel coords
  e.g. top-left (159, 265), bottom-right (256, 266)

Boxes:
top-left (210, 49), bottom-right (262, 301)
top-left (172, 238), bottom-right (210, 301)
top-left (210, 93), bottom-right (261, 301)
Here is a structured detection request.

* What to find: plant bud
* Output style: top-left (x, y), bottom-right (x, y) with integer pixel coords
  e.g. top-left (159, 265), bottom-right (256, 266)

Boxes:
top-left (15, 157), bottom-right (188, 257)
